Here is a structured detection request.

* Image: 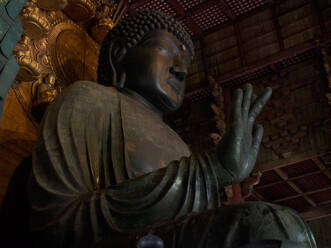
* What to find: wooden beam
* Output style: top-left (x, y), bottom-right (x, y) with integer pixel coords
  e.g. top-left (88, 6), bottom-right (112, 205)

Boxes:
top-left (257, 148), bottom-right (331, 172)
top-left (234, 22), bottom-right (246, 66)
top-left (270, 5), bottom-right (284, 50)
top-left (256, 169), bottom-right (326, 190)
top-left (216, 35), bottom-right (331, 86)
top-left (199, 37), bottom-right (209, 80)
top-left (252, 191), bottom-right (266, 201)
top-left (301, 202), bottom-right (331, 221)
top-left (312, 158), bottom-right (331, 182)
top-left (274, 169), bottom-right (317, 207)
top-left (273, 185), bottom-right (331, 203)
top-left (218, 0), bottom-right (236, 20)
top-left (311, 0), bottom-right (327, 40)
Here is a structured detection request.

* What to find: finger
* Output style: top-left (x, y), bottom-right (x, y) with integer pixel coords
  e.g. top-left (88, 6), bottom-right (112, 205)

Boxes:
top-left (252, 93), bottom-right (257, 102)
top-left (248, 87), bottom-right (272, 126)
top-left (252, 124), bottom-right (264, 156)
top-left (231, 88), bottom-right (243, 124)
top-left (242, 84), bottom-right (253, 119)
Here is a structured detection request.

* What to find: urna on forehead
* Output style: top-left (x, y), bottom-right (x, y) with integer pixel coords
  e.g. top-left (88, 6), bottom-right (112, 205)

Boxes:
top-left (107, 10), bottom-right (195, 59)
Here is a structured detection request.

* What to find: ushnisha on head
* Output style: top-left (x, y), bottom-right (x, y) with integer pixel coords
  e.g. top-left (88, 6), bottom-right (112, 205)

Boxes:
top-left (97, 10), bottom-right (194, 114)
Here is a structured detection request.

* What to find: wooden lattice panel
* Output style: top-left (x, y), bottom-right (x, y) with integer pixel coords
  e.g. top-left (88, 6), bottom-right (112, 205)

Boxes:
top-left (226, 0), bottom-right (265, 16)
top-left (223, 66), bottom-right (273, 88)
top-left (128, 0), bottom-right (273, 37)
top-left (192, 3), bottom-right (228, 31)
top-left (133, 0), bottom-right (177, 17)
top-left (178, 0), bottom-right (207, 11)
top-left (275, 48), bottom-right (320, 70)
top-left (178, 19), bottom-right (194, 36)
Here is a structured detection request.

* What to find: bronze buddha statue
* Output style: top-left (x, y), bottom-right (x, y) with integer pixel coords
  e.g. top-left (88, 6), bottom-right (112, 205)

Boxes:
top-left (1, 10), bottom-right (316, 248)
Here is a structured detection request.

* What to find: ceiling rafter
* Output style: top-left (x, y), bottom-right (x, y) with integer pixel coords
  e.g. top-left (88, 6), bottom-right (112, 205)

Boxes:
top-left (234, 22), bottom-right (246, 66)
top-left (273, 185), bottom-right (331, 203)
top-left (256, 169), bottom-right (330, 190)
top-left (311, 0), bottom-right (326, 39)
top-left (312, 158), bottom-right (331, 182)
top-left (217, 0), bottom-right (247, 66)
top-left (274, 168), bottom-right (317, 207)
top-left (301, 202), bottom-right (331, 221)
top-left (270, 5), bottom-right (284, 51)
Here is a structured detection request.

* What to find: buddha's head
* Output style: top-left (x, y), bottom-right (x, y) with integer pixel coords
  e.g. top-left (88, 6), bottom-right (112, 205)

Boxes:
top-left (97, 10), bottom-right (194, 114)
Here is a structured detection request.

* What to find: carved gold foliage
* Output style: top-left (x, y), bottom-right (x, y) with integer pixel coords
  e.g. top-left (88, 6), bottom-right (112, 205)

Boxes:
top-left (14, 36), bottom-right (42, 81)
top-left (20, 3), bottom-right (51, 40)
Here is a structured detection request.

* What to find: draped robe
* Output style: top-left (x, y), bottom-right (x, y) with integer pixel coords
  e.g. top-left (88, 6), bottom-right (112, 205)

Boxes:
top-left (29, 81), bottom-right (233, 246)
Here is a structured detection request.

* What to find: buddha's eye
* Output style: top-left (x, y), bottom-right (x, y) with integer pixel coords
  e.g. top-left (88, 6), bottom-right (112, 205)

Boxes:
top-left (154, 45), bottom-right (168, 53)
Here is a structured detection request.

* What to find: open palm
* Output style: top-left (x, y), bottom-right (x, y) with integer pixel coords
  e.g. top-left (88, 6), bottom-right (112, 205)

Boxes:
top-left (216, 84), bottom-right (272, 184)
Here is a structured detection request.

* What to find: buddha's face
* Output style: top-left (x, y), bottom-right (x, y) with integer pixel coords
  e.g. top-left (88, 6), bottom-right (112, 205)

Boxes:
top-left (120, 30), bottom-right (191, 114)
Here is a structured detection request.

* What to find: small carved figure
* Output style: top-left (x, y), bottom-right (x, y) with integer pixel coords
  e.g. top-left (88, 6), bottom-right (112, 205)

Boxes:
top-left (31, 73), bottom-right (58, 121)
top-left (1, 10), bottom-right (316, 248)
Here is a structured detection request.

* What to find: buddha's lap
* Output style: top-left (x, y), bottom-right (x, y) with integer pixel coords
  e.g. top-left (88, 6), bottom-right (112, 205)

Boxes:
top-left (97, 202), bottom-right (315, 247)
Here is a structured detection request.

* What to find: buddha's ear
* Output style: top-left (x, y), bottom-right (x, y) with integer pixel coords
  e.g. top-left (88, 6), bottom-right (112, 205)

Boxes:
top-left (107, 37), bottom-right (127, 89)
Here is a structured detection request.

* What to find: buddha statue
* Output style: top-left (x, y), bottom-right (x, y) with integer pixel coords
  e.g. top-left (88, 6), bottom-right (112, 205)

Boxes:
top-left (1, 10), bottom-right (316, 248)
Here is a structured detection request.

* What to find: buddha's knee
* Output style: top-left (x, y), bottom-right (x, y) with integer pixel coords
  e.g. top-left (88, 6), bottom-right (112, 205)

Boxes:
top-left (234, 202), bottom-right (316, 248)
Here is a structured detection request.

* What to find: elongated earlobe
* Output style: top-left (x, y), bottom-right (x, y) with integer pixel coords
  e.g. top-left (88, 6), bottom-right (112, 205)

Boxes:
top-left (107, 37), bottom-right (127, 89)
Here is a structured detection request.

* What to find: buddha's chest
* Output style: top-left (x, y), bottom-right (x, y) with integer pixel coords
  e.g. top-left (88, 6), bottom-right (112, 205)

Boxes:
top-left (121, 96), bottom-right (191, 177)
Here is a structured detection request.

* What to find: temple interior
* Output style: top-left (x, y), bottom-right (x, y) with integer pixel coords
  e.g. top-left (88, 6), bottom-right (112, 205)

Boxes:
top-left (0, 0), bottom-right (331, 247)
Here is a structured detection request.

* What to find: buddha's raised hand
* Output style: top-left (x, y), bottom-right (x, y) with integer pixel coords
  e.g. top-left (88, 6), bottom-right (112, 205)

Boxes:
top-left (215, 84), bottom-right (272, 184)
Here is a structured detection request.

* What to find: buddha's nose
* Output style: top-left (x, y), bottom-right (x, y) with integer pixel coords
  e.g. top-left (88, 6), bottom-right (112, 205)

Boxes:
top-left (169, 67), bottom-right (187, 82)
top-left (170, 56), bottom-right (188, 82)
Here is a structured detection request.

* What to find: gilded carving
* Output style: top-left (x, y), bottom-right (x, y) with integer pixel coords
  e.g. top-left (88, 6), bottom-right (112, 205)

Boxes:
top-left (14, 36), bottom-right (42, 81)
top-left (36, 0), bottom-right (68, 11)
top-left (64, 0), bottom-right (96, 22)
top-left (91, 0), bottom-right (127, 44)
top-left (31, 73), bottom-right (59, 121)
top-left (20, 3), bottom-right (51, 40)
top-left (47, 21), bottom-right (99, 86)
top-left (10, 0), bottom-right (124, 124)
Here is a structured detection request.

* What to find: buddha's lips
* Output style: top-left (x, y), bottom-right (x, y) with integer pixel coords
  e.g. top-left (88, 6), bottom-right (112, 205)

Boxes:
top-left (167, 78), bottom-right (182, 95)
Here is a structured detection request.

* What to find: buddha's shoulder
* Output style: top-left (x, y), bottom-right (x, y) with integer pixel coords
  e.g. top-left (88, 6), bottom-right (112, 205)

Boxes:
top-left (62, 81), bottom-right (120, 102)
